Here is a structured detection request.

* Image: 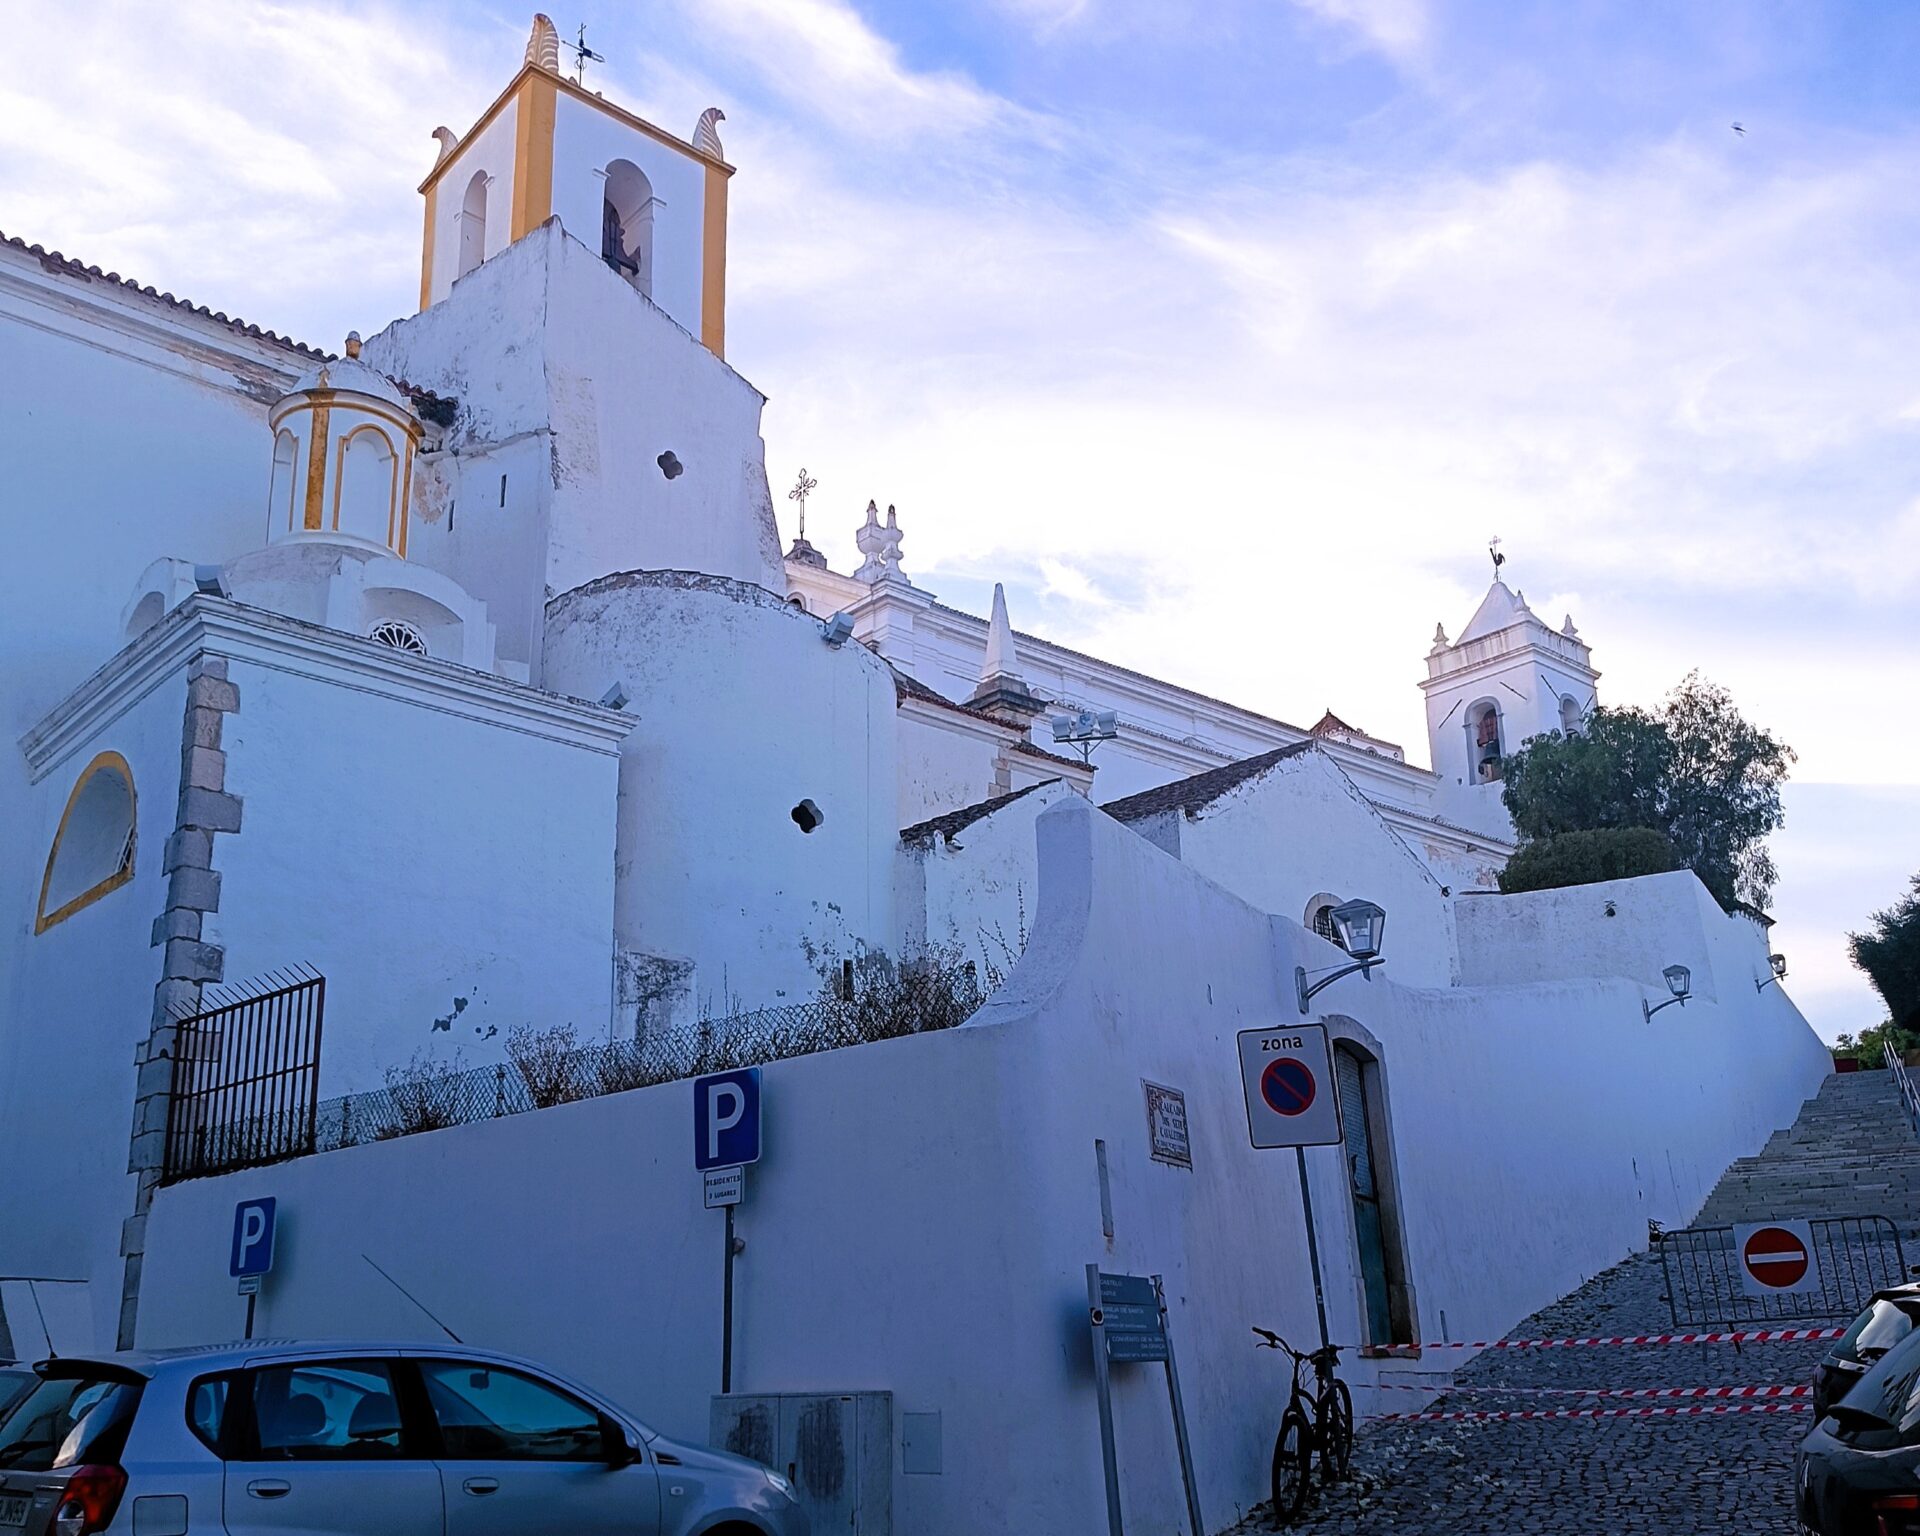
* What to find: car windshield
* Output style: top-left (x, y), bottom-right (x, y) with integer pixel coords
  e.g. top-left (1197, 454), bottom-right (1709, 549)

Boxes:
top-left (0, 1370), bottom-right (144, 1471)
top-left (1837, 1297), bottom-right (1920, 1361)
top-left (1838, 1325), bottom-right (1920, 1436)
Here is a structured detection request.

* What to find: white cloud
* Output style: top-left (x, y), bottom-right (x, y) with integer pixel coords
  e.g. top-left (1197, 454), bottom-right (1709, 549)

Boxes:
top-left (1288, 0), bottom-right (1431, 60)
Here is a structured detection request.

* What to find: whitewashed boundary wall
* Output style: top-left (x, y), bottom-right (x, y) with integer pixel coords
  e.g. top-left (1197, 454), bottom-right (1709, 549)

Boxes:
top-left (139, 798), bottom-right (1829, 1534)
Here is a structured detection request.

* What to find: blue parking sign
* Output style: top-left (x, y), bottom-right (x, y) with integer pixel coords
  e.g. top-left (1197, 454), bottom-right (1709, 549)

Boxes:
top-left (694, 1069), bottom-right (760, 1170)
top-left (230, 1197), bottom-right (277, 1278)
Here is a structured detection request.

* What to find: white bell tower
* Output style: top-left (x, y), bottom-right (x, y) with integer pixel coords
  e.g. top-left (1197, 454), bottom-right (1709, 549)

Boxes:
top-left (1420, 574), bottom-right (1599, 790)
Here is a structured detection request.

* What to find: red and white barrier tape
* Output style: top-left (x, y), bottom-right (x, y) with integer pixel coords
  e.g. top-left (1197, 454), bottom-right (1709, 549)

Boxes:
top-left (1370, 1382), bottom-right (1809, 1399)
top-left (1382, 1327), bottom-right (1844, 1350)
top-left (1368, 1402), bottom-right (1813, 1424)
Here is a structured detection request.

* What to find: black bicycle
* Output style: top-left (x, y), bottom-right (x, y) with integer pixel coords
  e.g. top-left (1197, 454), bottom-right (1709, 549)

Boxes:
top-left (1252, 1327), bottom-right (1353, 1524)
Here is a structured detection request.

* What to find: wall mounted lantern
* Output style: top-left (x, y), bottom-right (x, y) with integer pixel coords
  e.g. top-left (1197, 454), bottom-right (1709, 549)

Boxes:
top-left (1296, 899), bottom-right (1387, 1013)
top-left (1643, 964), bottom-right (1692, 1021)
top-left (1755, 953), bottom-right (1788, 993)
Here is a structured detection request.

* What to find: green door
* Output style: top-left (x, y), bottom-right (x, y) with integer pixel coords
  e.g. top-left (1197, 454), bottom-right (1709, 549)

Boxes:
top-left (1336, 1047), bottom-right (1394, 1347)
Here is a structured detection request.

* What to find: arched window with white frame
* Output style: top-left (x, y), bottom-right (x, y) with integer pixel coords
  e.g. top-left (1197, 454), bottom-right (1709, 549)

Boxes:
top-left (268, 428), bottom-right (299, 534)
top-left (1559, 694), bottom-right (1583, 736)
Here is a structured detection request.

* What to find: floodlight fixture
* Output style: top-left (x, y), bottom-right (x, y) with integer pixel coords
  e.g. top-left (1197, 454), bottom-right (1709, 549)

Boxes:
top-left (822, 612), bottom-right (855, 647)
top-left (193, 564), bottom-right (230, 598)
top-left (600, 681), bottom-right (630, 710)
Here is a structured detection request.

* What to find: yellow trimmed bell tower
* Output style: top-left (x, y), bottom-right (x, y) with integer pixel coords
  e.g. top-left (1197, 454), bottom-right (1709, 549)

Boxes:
top-left (416, 13), bottom-right (733, 357)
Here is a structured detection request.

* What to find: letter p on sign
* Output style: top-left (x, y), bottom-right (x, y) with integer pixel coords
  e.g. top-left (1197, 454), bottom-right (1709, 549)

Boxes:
top-left (694, 1068), bottom-right (761, 1171)
top-left (230, 1197), bottom-right (277, 1278)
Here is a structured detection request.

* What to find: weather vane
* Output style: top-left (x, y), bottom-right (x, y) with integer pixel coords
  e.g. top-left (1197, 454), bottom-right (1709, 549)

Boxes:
top-left (1489, 535), bottom-right (1506, 578)
top-left (789, 468), bottom-right (818, 541)
top-left (568, 23), bottom-right (606, 85)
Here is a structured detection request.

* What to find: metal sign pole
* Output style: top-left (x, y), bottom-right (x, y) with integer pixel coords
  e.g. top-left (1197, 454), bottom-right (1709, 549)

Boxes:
top-left (1086, 1264), bottom-right (1126, 1536)
top-left (1153, 1276), bottom-right (1205, 1536)
top-left (1295, 1146), bottom-right (1330, 1350)
top-left (244, 1292), bottom-right (256, 1341)
top-left (721, 1202), bottom-right (736, 1394)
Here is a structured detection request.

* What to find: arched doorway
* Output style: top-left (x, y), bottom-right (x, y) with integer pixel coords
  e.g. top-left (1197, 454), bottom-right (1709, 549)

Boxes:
top-left (1328, 1024), bottom-right (1416, 1347)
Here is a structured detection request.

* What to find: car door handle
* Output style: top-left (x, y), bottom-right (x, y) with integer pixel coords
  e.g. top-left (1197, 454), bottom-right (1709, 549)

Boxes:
top-left (247, 1479), bottom-right (292, 1499)
top-left (462, 1478), bottom-right (500, 1496)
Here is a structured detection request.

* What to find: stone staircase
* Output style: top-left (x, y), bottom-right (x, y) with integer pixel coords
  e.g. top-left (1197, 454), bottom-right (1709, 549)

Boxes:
top-left (1692, 1070), bottom-right (1920, 1229)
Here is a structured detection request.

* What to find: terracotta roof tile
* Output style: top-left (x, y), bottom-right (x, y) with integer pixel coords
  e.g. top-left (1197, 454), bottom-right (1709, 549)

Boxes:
top-left (1100, 741), bottom-right (1317, 823)
top-left (900, 781), bottom-right (1052, 847)
top-left (1, 229), bottom-right (327, 359)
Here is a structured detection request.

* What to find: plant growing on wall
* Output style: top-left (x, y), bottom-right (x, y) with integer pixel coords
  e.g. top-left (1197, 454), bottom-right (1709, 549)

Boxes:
top-left (1850, 873), bottom-right (1920, 1034)
top-left (507, 1022), bottom-right (590, 1109)
top-left (1501, 672), bottom-right (1794, 910)
top-left (378, 1048), bottom-right (467, 1137)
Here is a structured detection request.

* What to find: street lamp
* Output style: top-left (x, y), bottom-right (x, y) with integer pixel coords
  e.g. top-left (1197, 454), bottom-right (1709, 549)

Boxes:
top-left (1643, 964), bottom-right (1692, 1021)
top-left (1296, 899), bottom-right (1387, 1013)
top-left (1755, 953), bottom-right (1788, 993)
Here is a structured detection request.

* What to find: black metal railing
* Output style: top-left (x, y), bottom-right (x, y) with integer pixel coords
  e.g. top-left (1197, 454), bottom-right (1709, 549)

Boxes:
top-left (161, 972), bottom-right (325, 1184)
top-left (1658, 1215), bottom-right (1908, 1328)
top-left (315, 966), bottom-right (985, 1153)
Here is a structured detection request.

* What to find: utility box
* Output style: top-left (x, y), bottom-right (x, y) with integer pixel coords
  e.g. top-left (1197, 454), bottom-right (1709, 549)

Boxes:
top-left (712, 1391), bottom-right (893, 1535)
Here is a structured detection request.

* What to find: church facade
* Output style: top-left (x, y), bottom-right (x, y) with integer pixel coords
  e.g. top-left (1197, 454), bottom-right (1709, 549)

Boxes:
top-left (1, 19), bottom-right (1829, 1533)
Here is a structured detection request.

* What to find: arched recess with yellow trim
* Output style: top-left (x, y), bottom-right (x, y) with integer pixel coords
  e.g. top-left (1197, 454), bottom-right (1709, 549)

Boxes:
top-left (36, 751), bottom-right (138, 933)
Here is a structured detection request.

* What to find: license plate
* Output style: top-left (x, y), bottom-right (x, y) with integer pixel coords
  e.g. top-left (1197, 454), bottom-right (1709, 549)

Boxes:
top-left (0, 1494), bottom-right (30, 1527)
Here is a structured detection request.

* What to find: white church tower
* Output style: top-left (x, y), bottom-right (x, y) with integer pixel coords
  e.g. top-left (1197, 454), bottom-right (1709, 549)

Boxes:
top-left (417, 13), bottom-right (733, 356)
top-left (1419, 567), bottom-right (1599, 790)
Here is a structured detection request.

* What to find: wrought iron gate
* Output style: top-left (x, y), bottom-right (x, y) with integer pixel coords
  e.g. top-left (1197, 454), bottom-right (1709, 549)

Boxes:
top-left (1659, 1215), bottom-right (1908, 1328)
top-left (161, 972), bottom-right (324, 1183)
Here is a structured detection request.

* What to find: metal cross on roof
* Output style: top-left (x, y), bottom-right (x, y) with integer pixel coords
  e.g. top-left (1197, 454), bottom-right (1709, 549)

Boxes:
top-left (789, 468), bottom-right (818, 540)
top-left (569, 23), bottom-right (606, 85)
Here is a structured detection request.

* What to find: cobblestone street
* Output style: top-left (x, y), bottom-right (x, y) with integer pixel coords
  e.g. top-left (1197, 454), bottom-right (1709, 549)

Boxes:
top-left (1229, 1250), bottom-right (1831, 1535)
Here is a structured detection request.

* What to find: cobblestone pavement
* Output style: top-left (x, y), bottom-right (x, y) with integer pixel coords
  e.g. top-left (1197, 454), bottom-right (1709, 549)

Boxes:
top-left (1219, 1247), bottom-right (1834, 1535)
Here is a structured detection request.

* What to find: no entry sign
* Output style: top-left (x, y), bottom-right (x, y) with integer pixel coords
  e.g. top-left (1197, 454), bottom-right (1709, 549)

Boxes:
top-left (1238, 1026), bottom-right (1341, 1148)
top-left (1734, 1220), bottom-right (1819, 1298)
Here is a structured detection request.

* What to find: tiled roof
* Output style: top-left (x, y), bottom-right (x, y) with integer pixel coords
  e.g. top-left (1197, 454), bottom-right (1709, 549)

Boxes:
top-left (1, 229), bottom-right (327, 359)
top-left (886, 663), bottom-right (1086, 771)
top-left (1311, 710), bottom-right (1356, 736)
top-left (900, 781), bottom-right (1052, 847)
top-left (1100, 741), bottom-right (1317, 823)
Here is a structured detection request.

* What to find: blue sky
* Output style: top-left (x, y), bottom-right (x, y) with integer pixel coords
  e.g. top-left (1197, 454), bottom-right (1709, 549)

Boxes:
top-left (3, 0), bottom-right (1915, 1038)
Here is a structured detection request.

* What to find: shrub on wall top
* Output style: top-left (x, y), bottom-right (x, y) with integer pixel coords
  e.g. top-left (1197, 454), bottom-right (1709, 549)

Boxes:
top-left (1497, 827), bottom-right (1681, 896)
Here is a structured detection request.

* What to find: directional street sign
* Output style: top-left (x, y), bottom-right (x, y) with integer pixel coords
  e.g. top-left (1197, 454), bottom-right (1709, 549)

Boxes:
top-left (229, 1197), bottom-right (277, 1279)
top-left (1096, 1272), bottom-right (1168, 1363)
top-left (1237, 1026), bottom-right (1342, 1149)
top-left (694, 1068), bottom-right (761, 1171)
top-left (1735, 1220), bottom-right (1819, 1298)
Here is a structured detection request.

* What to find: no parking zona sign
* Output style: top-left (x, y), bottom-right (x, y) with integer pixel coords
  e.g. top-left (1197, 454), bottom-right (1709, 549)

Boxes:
top-left (1734, 1220), bottom-right (1820, 1299)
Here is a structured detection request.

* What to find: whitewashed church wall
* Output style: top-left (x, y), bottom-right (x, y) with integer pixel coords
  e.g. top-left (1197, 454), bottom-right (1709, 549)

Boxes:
top-left (211, 657), bottom-right (621, 1096)
top-left (3, 674), bottom-right (187, 1352)
top-left (543, 573), bottom-right (898, 1013)
top-left (893, 707), bottom-right (1006, 828)
top-left (537, 231), bottom-right (780, 597)
top-left (1158, 750), bottom-right (1461, 990)
top-left (137, 795), bottom-right (1831, 1536)
top-left (1452, 869), bottom-right (1783, 1003)
top-left (903, 780), bottom-right (1072, 970)
top-left (549, 96), bottom-right (708, 337)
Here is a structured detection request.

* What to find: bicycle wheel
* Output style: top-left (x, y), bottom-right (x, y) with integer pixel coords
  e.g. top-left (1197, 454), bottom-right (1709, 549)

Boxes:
top-left (1319, 1379), bottom-right (1353, 1484)
top-left (1270, 1406), bottom-right (1312, 1525)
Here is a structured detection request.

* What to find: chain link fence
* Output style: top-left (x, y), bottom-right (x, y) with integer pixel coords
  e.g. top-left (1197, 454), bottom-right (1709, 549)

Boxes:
top-left (313, 963), bottom-right (987, 1153)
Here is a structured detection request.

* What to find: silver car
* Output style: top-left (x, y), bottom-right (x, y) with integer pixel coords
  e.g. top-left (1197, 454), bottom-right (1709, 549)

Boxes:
top-left (0, 1340), bottom-right (806, 1535)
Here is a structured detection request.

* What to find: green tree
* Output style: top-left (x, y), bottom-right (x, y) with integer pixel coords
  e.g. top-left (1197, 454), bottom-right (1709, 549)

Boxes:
top-left (1832, 1019), bottom-right (1919, 1069)
top-left (1500, 673), bottom-right (1793, 910)
top-left (1498, 827), bottom-right (1680, 895)
top-left (1850, 874), bottom-right (1920, 1032)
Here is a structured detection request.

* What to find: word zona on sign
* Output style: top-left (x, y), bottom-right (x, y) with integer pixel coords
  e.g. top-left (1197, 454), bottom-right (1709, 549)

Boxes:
top-left (1236, 1026), bottom-right (1341, 1149)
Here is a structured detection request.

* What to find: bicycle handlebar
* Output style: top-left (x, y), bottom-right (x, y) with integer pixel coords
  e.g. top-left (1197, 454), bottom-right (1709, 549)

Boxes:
top-left (1250, 1326), bottom-right (1344, 1366)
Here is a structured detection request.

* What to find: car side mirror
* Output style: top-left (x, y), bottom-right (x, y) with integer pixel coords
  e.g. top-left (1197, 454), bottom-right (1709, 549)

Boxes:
top-left (601, 1418), bottom-right (641, 1468)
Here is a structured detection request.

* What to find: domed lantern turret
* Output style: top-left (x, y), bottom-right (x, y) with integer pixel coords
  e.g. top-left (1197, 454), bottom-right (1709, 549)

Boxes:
top-left (265, 333), bottom-right (422, 556)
